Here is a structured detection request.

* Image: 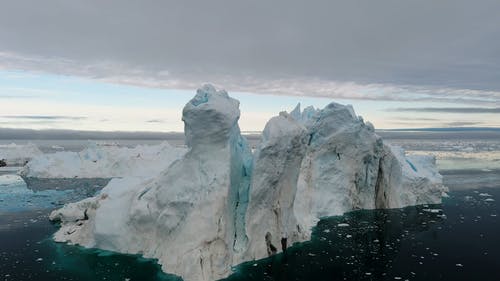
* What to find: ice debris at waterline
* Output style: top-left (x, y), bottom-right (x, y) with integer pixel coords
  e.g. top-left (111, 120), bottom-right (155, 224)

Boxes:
top-left (19, 142), bottom-right (186, 180)
top-left (0, 143), bottom-right (42, 167)
top-left (49, 85), bottom-right (447, 281)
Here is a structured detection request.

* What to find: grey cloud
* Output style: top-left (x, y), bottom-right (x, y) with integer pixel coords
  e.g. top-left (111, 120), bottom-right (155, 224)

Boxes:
top-left (391, 107), bottom-right (500, 113)
top-left (0, 121), bottom-right (57, 125)
top-left (1, 52), bottom-right (499, 105)
top-left (146, 119), bottom-right (166, 123)
top-left (445, 122), bottom-right (482, 127)
top-left (0, 0), bottom-right (500, 103)
top-left (396, 117), bottom-right (440, 122)
top-left (0, 115), bottom-right (87, 120)
top-left (378, 129), bottom-right (500, 140)
top-left (0, 128), bottom-right (185, 140)
top-left (386, 119), bottom-right (489, 128)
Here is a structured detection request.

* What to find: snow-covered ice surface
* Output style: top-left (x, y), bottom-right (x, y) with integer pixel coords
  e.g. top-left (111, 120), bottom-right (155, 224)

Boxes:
top-left (49, 85), bottom-right (446, 281)
top-left (19, 142), bottom-right (186, 179)
top-left (385, 139), bottom-right (500, 171)
top-left (0, 143), bottom-right (42, 166)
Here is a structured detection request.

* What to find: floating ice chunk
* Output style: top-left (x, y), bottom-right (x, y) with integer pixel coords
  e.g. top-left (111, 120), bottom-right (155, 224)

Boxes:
top-left (337, 223), bottom-right (350, 227)
top-left (423, 208), bottom-right (442, 213)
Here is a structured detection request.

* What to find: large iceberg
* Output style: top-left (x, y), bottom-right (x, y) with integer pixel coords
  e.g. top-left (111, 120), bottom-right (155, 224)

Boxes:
top-left (0, 143), bottom-right (42, 167)
top-left (49, 85), bottom-right (446, 281)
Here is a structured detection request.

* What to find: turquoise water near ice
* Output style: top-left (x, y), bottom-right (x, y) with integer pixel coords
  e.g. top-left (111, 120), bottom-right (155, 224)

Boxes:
top-left (0, 171), bottom-right (499, 281)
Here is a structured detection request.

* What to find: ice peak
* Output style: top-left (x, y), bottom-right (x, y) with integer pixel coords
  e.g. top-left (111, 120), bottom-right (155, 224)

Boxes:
top-left (290, 103), bottom-right (301, 120)
top-left (183, 84), bottom-right (240, 149)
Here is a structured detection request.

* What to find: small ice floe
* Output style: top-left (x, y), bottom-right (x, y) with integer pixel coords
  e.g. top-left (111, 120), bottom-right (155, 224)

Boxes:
top-left (36, 258), bottom-right (43, 262)
top-left (394, 277), bottom-right (402, 280)
top-left (346, 234), bottom-right (352, 238)
top-left (456, 263), bottom-right (463, 267)
top-left (365, 272), bottom-right (372, 276)
top-left (323, 229), bottom-right (330, 233)
top-left (485, 198), bottom-right (495, 202)
top-left (252, 263), bottom-right (258, 267)
top-left (479, 193), bottom-right (492, 197)
top-left (423, 208), bottom-right (441, 213)
top-left (337, 223), bottom-right (349, 227)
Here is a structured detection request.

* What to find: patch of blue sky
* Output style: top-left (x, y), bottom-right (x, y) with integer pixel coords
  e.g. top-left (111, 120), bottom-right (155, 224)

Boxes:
top-left (0, 70), bottom-right (191, 108)
top-left (1, 69), bottom-right (492, 131)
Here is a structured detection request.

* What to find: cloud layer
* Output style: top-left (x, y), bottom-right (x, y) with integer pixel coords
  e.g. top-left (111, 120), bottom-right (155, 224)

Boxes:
top-left (0, 115), bottom-right (87, 120)
top-left (391, 107), bottom-right (500, 113)
top-left (1, 1), bottom-right (499, 105)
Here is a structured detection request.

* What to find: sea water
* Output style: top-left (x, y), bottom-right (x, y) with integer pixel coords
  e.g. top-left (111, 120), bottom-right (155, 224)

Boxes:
top-left (1, 140), bottom-right (499, 281)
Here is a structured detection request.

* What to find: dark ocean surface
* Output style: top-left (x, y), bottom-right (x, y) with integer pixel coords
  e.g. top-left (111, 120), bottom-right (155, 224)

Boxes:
top-left (1, 135), bottom-right (499, 281)
top-left (1, 171), bottom-right (499, 281)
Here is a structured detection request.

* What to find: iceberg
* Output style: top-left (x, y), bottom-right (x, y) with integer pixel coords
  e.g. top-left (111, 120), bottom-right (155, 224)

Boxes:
top-left (292, 103), bottom-right (446, 239)
top-left (0, 143), bottom-right (42, 167)
top-left (19, 142), bottom-right (186, 180)
top-left (49, 85), bottom-right (446, 281)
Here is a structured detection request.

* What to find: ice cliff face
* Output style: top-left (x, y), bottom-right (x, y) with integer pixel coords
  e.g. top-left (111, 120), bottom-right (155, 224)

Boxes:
top-left (50, 85), bottom-right (446, 281)
top-left (242, 112), bottom-right (309, 261)
top-left (291, 103), bottom-right (446, 237)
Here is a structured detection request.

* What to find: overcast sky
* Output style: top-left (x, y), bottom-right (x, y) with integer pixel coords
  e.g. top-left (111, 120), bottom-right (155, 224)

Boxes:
top-left (0, 0), bottom-right (499, 131)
